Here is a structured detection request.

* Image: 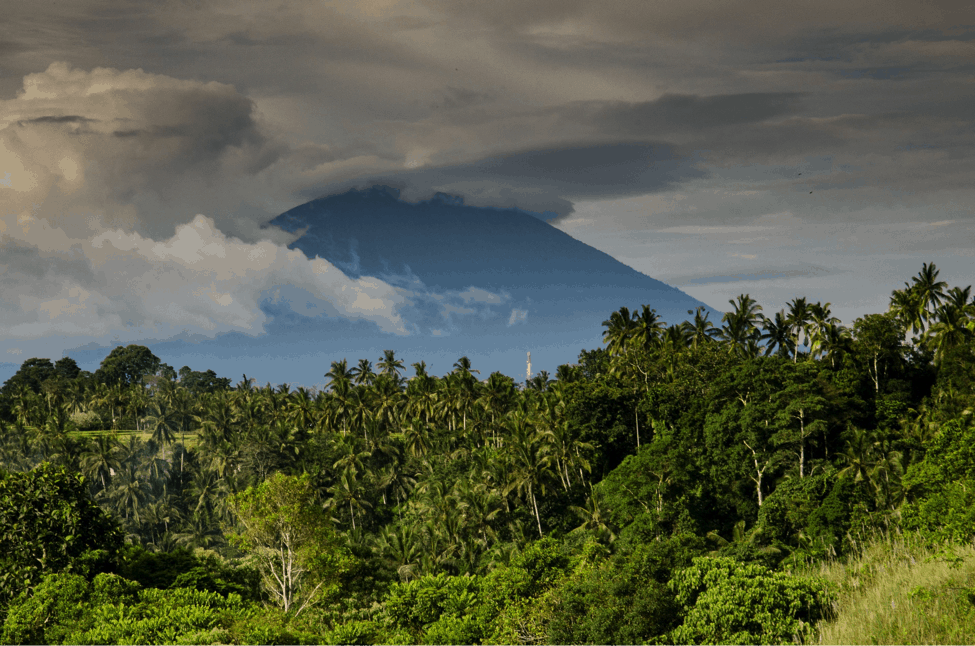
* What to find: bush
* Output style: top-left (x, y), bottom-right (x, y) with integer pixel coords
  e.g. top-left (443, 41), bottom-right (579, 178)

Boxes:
top-left (70, 411), bottom-right (104, 432)
top-left (668, 556), bottom-right (834, 645)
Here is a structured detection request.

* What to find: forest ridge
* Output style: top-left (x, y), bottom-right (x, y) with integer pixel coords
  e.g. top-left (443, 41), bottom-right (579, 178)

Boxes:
top-left (0, 262), bottom-right (974, 644)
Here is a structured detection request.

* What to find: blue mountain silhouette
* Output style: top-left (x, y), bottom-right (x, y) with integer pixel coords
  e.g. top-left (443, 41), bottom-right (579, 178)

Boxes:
top-left (259, 185), bottom-right (717, 379)
top-left (56, 185), bottom-right (718, 387)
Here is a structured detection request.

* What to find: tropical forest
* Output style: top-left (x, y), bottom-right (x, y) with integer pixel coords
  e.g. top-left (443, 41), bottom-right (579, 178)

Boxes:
top-left (2, 262), bottom-right (975, 644)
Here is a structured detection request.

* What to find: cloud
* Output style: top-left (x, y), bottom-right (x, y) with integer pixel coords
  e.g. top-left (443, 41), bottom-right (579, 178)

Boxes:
top-left (0, 62), bottom-right (522, 361)
top-left (578, 93), bottom-right (804, 135)
top-left (303, 141), bottom-right (707, 219)
top-left (0, 211), bottom-right (516, 359)
top-left (0, 62), bottom-right (288, 243)
top-left (508, 309), bottom-right (528, 326)
top-left (0, 213), bottom-right (417, 355)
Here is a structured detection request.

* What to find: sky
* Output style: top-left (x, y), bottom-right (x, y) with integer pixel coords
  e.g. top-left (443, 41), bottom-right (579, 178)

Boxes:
top-left (1, 0), bottom-right (974, 380)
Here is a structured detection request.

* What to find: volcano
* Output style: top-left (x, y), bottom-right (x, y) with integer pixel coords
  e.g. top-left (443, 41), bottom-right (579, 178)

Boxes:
top-left (66, 186), bottom-right (717, 386)
top-left (259, 185), bottom-right (716, 378)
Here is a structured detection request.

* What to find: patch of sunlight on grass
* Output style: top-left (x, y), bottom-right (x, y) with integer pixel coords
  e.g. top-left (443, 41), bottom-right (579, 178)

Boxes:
top-left (799, 531), bottom-right (975, 645)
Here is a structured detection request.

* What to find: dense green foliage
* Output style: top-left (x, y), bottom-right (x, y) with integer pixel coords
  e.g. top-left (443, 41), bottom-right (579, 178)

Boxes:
top-left (1, 262), bottom-right (975, 644)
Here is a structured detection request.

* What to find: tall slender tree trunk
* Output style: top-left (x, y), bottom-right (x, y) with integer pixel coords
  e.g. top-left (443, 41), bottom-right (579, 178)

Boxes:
top-left (635, 408), bottom-right (640, 449)
top-left (530, 484), bottom-right (543, 538)
top-left (799, 408), bottom-right (805, 478)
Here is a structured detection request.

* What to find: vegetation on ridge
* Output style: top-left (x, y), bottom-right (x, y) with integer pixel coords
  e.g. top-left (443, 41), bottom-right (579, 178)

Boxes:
top-left (0, 262), bottom-right (974, 644)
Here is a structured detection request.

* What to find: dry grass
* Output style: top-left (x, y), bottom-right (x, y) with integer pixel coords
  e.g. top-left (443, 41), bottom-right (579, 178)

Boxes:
top-left (799, 532), bottom-right (975, 645)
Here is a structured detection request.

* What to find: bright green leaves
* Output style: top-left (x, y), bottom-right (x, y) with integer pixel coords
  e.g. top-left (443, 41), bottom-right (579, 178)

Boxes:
top-left (1, 572), bottom-right (247, 645)
top-left (901, 418), bottom-right (975, 542)
top-left (228, 472), bottom-right (354, 616)
top-left (668, 556), bottom-right (833, 645)
top-left (0, 463), bottom-right (122, 607)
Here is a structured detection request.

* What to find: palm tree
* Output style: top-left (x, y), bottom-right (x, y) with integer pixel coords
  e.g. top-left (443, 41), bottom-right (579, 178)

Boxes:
top-left (452, 356), bottom-right (480, 378)
top-left (601, 306), bottom-right (637, 356)
top-left (786, 296), bottom-right (812, 362)
top-left (683, 306), bottom-right (718, 349)
top-left (110, 463), bottom-right (152, 524)
top-left (287, 386), bottom-right (315, 427)
top-left (662, 324), bottom-right (693, 352)
top-left (406, 370), bottom-right (439, 426)
top-left (374, 525), bottom-right (422, 581)
top-left (377, 350), bottom-right (406, 383)
top-left (145, 400), bottom-right (178, 460)
top-left (925, 299), bottom-right (974, 364)
top-left (236, 373), bottom-right (256, 393)
top-left (325, 359), bottom-right (353, 390)
top-left (761, 310), bottom-right (794, 358)
top-left (836, 426), bottom-right (879, 488)
top-left (351, 359), bottom-right (376, 386)
top-left (808, 301), bottom-right (840, 359)
top-left (175, 512), bottom-right (225, 551)
top-left (80, 433), bottom-right (123, 493)
top-left (717, 295), bottom-right (764, 357)
top-left (324, 377), bottom-right (355, 436)
top-left (633, 305), bottom-right (666, 352)
top-left (554, 364), bottom-right (581, 383)
top-left (910, 261), bottom-right (948, 326)
top-left (503, 413), bottom-right (556, 538)
top-left (818, 322), bottom-right (852, 369)
top-left (944, 284), bottom-right (973, 313)
top-left (889, 285), bottom-right (925, 338)
top-left (570, 489), bottom-right (615, 543)
top-left (327, 470), bottom-right (372, 531)
top-left (373, 375), bottom-right (404, 436)
top-left (527, 371), bottom-right (551, 392)
top-left (456, 481), bottom-right (502, 546)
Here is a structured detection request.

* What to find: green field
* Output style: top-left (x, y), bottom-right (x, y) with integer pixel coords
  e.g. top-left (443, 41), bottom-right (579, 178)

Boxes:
top-left (69, 428), bottom-right (200, 449)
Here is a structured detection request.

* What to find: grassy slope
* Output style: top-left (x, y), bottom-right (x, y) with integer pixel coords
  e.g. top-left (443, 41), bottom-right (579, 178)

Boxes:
top-left (801, 533), bottom-right (975, 644)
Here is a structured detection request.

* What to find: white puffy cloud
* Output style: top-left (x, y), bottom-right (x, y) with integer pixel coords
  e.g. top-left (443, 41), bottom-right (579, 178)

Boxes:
top-left (0, 213), bottom-right (420, 357)
top-left (0, 63), bottom-right (515, 359)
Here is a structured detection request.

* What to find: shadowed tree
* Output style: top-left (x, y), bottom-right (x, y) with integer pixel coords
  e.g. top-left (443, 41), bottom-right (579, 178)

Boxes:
top-left (351, 359), bottom-right (376, 386)
top-left (683, 306), bottom-right (718, 349)
top-left (377, 350), bottom-right (406, 383)
top-left (80, 433), bottom-right (122, 493)
top-left (761, 310), bottom-right (794, 358)
top-left (602, 306), bottom-right (638, 356)
top-left (786, 297), bottom-right (812, 362)
top-left (910, 261), bottom-right (948, 326)
top-left (717, 294), bottom-right (764, 357)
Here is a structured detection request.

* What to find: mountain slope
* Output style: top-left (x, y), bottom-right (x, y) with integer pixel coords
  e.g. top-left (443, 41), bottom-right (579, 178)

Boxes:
top-left (63, 186), bottom-right (718, 386)
top-left (260, 185), bottom-right (716, 375)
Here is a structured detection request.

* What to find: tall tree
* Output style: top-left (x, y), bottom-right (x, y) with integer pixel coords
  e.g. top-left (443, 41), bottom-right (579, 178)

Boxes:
top-left (230, 473), bottom-right (353, 615)
top-left (910, 261), bottom-right (948, 326)
top-left (786, 297), bottom-right (812, 362)
top-left (95, 345), bottom-right (161, 386)
top-left (602, 306), bottom-right (638, 356)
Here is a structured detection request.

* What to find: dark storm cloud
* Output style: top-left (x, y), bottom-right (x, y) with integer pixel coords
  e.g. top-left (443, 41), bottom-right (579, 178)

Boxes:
top-left (0, 239), bottom-right (95, 285)
top-left (303, 142), bottom-right (707, 218)
top-left (22, 115), bottom-right (97, 124)
top-left (581, 93), bottom-right (804, 135)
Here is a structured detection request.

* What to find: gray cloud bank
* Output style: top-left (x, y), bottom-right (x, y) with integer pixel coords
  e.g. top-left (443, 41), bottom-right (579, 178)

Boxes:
top-left (2, 0), bottom-right (975, 359)
top-left (0, 63), bottom-right (509, 360)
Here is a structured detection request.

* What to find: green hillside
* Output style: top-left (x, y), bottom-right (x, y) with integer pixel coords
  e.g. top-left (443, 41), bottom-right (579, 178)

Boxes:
top-left (1, 261), bottom-right (974, 644)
